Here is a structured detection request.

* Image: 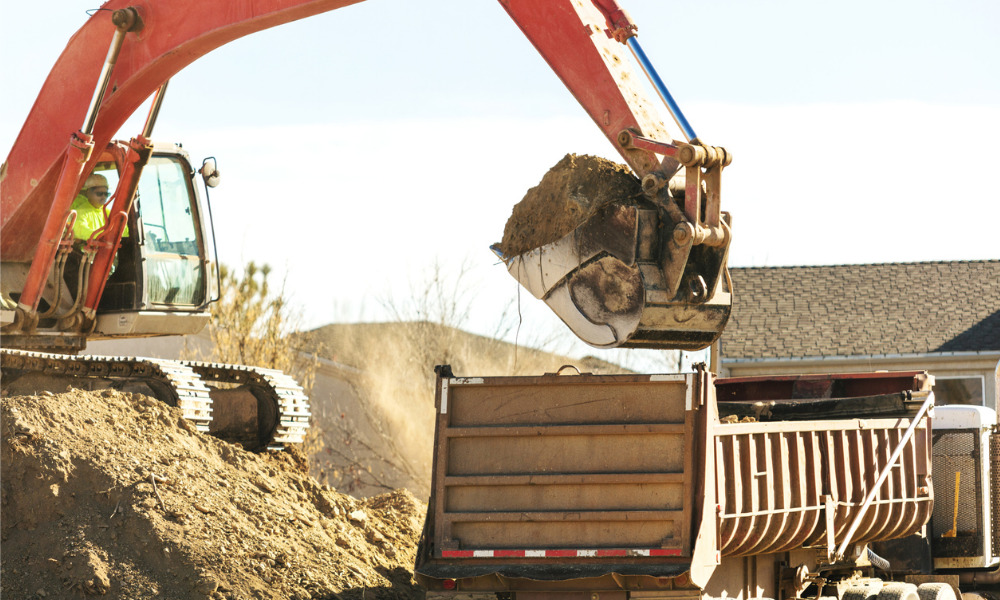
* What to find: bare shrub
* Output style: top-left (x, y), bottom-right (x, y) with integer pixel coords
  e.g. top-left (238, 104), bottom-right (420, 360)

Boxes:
top-left (209, 263), bottom-right (316, 383)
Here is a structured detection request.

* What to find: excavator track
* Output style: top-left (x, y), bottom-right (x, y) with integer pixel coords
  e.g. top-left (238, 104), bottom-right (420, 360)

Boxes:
top-left (0, 349), bottom-right (310, 451)
top-left (182, 361), bottom-right (311, 451)
top-left (1, 348), bottom-right (213, 431)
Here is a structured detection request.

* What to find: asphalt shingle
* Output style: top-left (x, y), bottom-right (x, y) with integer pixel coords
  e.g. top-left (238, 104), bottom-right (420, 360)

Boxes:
top-left (721, 260), bottom-right (1000, 359)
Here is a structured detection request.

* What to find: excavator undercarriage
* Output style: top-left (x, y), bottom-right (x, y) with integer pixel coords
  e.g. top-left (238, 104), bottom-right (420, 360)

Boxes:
top-left (0, 349), bottom-right (310, 451)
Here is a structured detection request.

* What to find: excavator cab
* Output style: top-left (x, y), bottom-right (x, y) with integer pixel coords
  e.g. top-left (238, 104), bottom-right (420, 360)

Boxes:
top-left (0, 142), bottom-right (220, 349)
top-left (92, 142), bottom-right (219, 337)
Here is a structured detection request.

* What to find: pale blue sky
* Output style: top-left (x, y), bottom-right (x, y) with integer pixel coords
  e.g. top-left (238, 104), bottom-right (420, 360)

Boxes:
top-left (2, 1), bottom-right (998, 362)
top-left (5, 1), bottom-right (999, 130)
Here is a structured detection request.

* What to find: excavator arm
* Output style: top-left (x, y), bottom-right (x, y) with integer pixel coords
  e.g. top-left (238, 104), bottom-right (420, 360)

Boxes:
top-left (2, 0), bottom-right (732, 351)
top-left (497, 0), bottom-right (733, 349)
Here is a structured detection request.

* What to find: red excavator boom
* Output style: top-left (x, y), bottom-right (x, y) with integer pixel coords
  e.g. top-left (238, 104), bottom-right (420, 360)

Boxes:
top-left (3, 0), bottom-right (731, 351)
top-left (1, 0), bottom-right (734, 452)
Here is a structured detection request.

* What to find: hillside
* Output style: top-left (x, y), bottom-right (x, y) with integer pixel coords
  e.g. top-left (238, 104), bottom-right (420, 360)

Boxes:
top-left (1, 322), bottom-right (636, 599)
top-left (301, 321), bottom-right (632, 498)
top-left (305, 321), bottom-right (629, 376)
top-left (84, 322), bottom-right (633, 498)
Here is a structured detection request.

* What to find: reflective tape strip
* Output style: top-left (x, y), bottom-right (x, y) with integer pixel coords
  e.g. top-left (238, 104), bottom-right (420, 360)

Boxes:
top-left (440, 548), bottom-right (683, 559)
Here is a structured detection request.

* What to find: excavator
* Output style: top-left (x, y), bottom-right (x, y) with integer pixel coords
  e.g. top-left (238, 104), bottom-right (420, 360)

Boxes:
top-left (1, 0), bottom-right (732, 451)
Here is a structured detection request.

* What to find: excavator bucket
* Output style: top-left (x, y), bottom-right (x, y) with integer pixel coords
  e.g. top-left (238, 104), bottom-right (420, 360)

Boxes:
top-left (494, 200), bottom-right (732, 351)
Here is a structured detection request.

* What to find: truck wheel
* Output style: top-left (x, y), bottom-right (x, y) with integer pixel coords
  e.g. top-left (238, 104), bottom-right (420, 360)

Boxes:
top-left (843, 586), bottom-right (880, 600)
top-left (878, 583), bottom-right (920, 600)
top-left (917, 583), bottom-right (957, 600)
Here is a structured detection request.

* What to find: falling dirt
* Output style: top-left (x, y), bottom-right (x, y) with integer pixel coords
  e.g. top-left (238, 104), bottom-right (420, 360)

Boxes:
top-left (1, 388), bottom-right (426, 600)
top-left (498, 154), bottom-right (642, 257)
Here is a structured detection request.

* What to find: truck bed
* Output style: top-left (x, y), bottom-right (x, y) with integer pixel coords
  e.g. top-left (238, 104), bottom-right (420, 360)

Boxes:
top-left (415, 366), bottom-right (933, 594)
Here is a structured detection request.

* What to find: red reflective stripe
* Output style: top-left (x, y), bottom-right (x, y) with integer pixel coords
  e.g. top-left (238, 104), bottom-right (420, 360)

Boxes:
top-left (441, 548), bottom-right (681, 558)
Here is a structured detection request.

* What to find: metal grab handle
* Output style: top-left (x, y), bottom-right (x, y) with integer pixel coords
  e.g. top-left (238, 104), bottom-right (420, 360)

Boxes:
top-left (553, 365), bottom-right (582, 376)
top-left (834, 391), bottom-right (935, 561)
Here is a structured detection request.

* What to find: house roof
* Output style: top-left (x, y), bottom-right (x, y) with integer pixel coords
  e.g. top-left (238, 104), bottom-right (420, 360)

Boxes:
top-left (720, 260), bottom-right (1000, 360)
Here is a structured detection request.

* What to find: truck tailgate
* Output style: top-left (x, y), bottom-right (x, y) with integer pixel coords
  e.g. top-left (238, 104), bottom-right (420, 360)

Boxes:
top-left (416, 368), bottom-right (714, 581)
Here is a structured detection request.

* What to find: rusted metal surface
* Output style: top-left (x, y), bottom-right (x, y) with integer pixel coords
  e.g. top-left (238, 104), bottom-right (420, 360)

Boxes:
top-left (419, 369), bottom-right (709, 584)
top-left (715, 408), bottom-right (933, 557)
top-left (713, 370), bottom-right (936, 560)
top-left (716, 371), bottom-right (933, 404)
top-left (417, 368), bottom-right (937, 593)
top-left (501, 205), bottom-right (732, 351)
top-left (431, 371), bottom-right (697, 555)
top-left (992, 432), bottom-right (1000, 555)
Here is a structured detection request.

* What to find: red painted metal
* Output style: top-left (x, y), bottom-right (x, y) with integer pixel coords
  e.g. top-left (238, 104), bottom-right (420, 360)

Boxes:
top-left (82, 138), bottom-right (150, 315)
top-left (622, 132), bottom-right (679, 157)
top-left (715, 371), bottom-right (932, 403)
top-left (4, 0), bottom-right (678, 265)
top-left (5, 0), bottom-right (685, 330)
top-left (15, 132), bottom-right (94, 312)
top-left (589, 0), bottom-right (637, 42)
top-left (498, 0), bottom-right (676, 178)
top-left (2, 0), bottom-right (364, 262)
top-left (439, 548), bottom-right (683, 559)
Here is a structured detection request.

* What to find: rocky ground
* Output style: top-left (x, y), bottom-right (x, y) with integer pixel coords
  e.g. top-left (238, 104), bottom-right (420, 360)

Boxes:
top-left (1, 387), bottom-right (426, 600)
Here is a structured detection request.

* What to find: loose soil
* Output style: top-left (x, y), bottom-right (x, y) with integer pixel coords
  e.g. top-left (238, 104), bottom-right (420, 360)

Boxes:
top-left (498, 154), bottom-right (642, 257)
top-left (1, 388), bottom-right (426, 600)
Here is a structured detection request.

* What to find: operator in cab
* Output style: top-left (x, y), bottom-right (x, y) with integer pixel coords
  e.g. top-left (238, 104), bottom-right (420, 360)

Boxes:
top-left (64, 173), bottom-right (127, 298)
top-left (71, 173), bottom-right (114, 241)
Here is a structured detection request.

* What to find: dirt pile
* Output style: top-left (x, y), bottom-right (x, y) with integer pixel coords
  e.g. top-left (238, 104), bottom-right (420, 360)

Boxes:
top-left (1, 388), bottom-right (425, 600)
top-left (498, 153), bottom-right (642, 257)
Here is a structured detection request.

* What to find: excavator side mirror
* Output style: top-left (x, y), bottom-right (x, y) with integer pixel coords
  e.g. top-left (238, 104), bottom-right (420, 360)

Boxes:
top-left (200, 157), bottom-right (221, 188)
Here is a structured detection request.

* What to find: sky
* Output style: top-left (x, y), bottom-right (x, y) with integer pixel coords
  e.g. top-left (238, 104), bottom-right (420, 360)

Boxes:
top-left (2, 0), bottom-right (999, 367)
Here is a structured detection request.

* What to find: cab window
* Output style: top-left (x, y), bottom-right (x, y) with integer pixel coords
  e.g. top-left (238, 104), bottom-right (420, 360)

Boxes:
top-left (137, 156), bottom-right (205, 306)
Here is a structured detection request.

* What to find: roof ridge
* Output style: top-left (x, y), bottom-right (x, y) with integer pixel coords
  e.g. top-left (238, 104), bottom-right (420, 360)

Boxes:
top-left (730, 259), bottom-right (1000, 270)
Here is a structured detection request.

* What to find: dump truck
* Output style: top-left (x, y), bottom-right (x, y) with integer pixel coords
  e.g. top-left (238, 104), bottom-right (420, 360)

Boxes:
top-left (415, 366), bottom-right (1000, 600)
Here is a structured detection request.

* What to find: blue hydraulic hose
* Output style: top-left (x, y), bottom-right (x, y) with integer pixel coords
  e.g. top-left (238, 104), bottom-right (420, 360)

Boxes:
top-left (626, 37), bottom-right (698, 143)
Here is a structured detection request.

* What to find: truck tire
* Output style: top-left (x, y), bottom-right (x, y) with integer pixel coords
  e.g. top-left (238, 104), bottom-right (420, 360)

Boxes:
top-left (878, 584), bottom-right (920, 600)
top-left (843, 586), bottom-right (880, 600)
top-left (917, 583), bottom-right (957, 600)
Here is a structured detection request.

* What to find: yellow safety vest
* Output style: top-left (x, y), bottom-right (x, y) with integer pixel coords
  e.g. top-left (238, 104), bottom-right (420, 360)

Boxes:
top-left (70, 194), bottom-right (129, 241)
